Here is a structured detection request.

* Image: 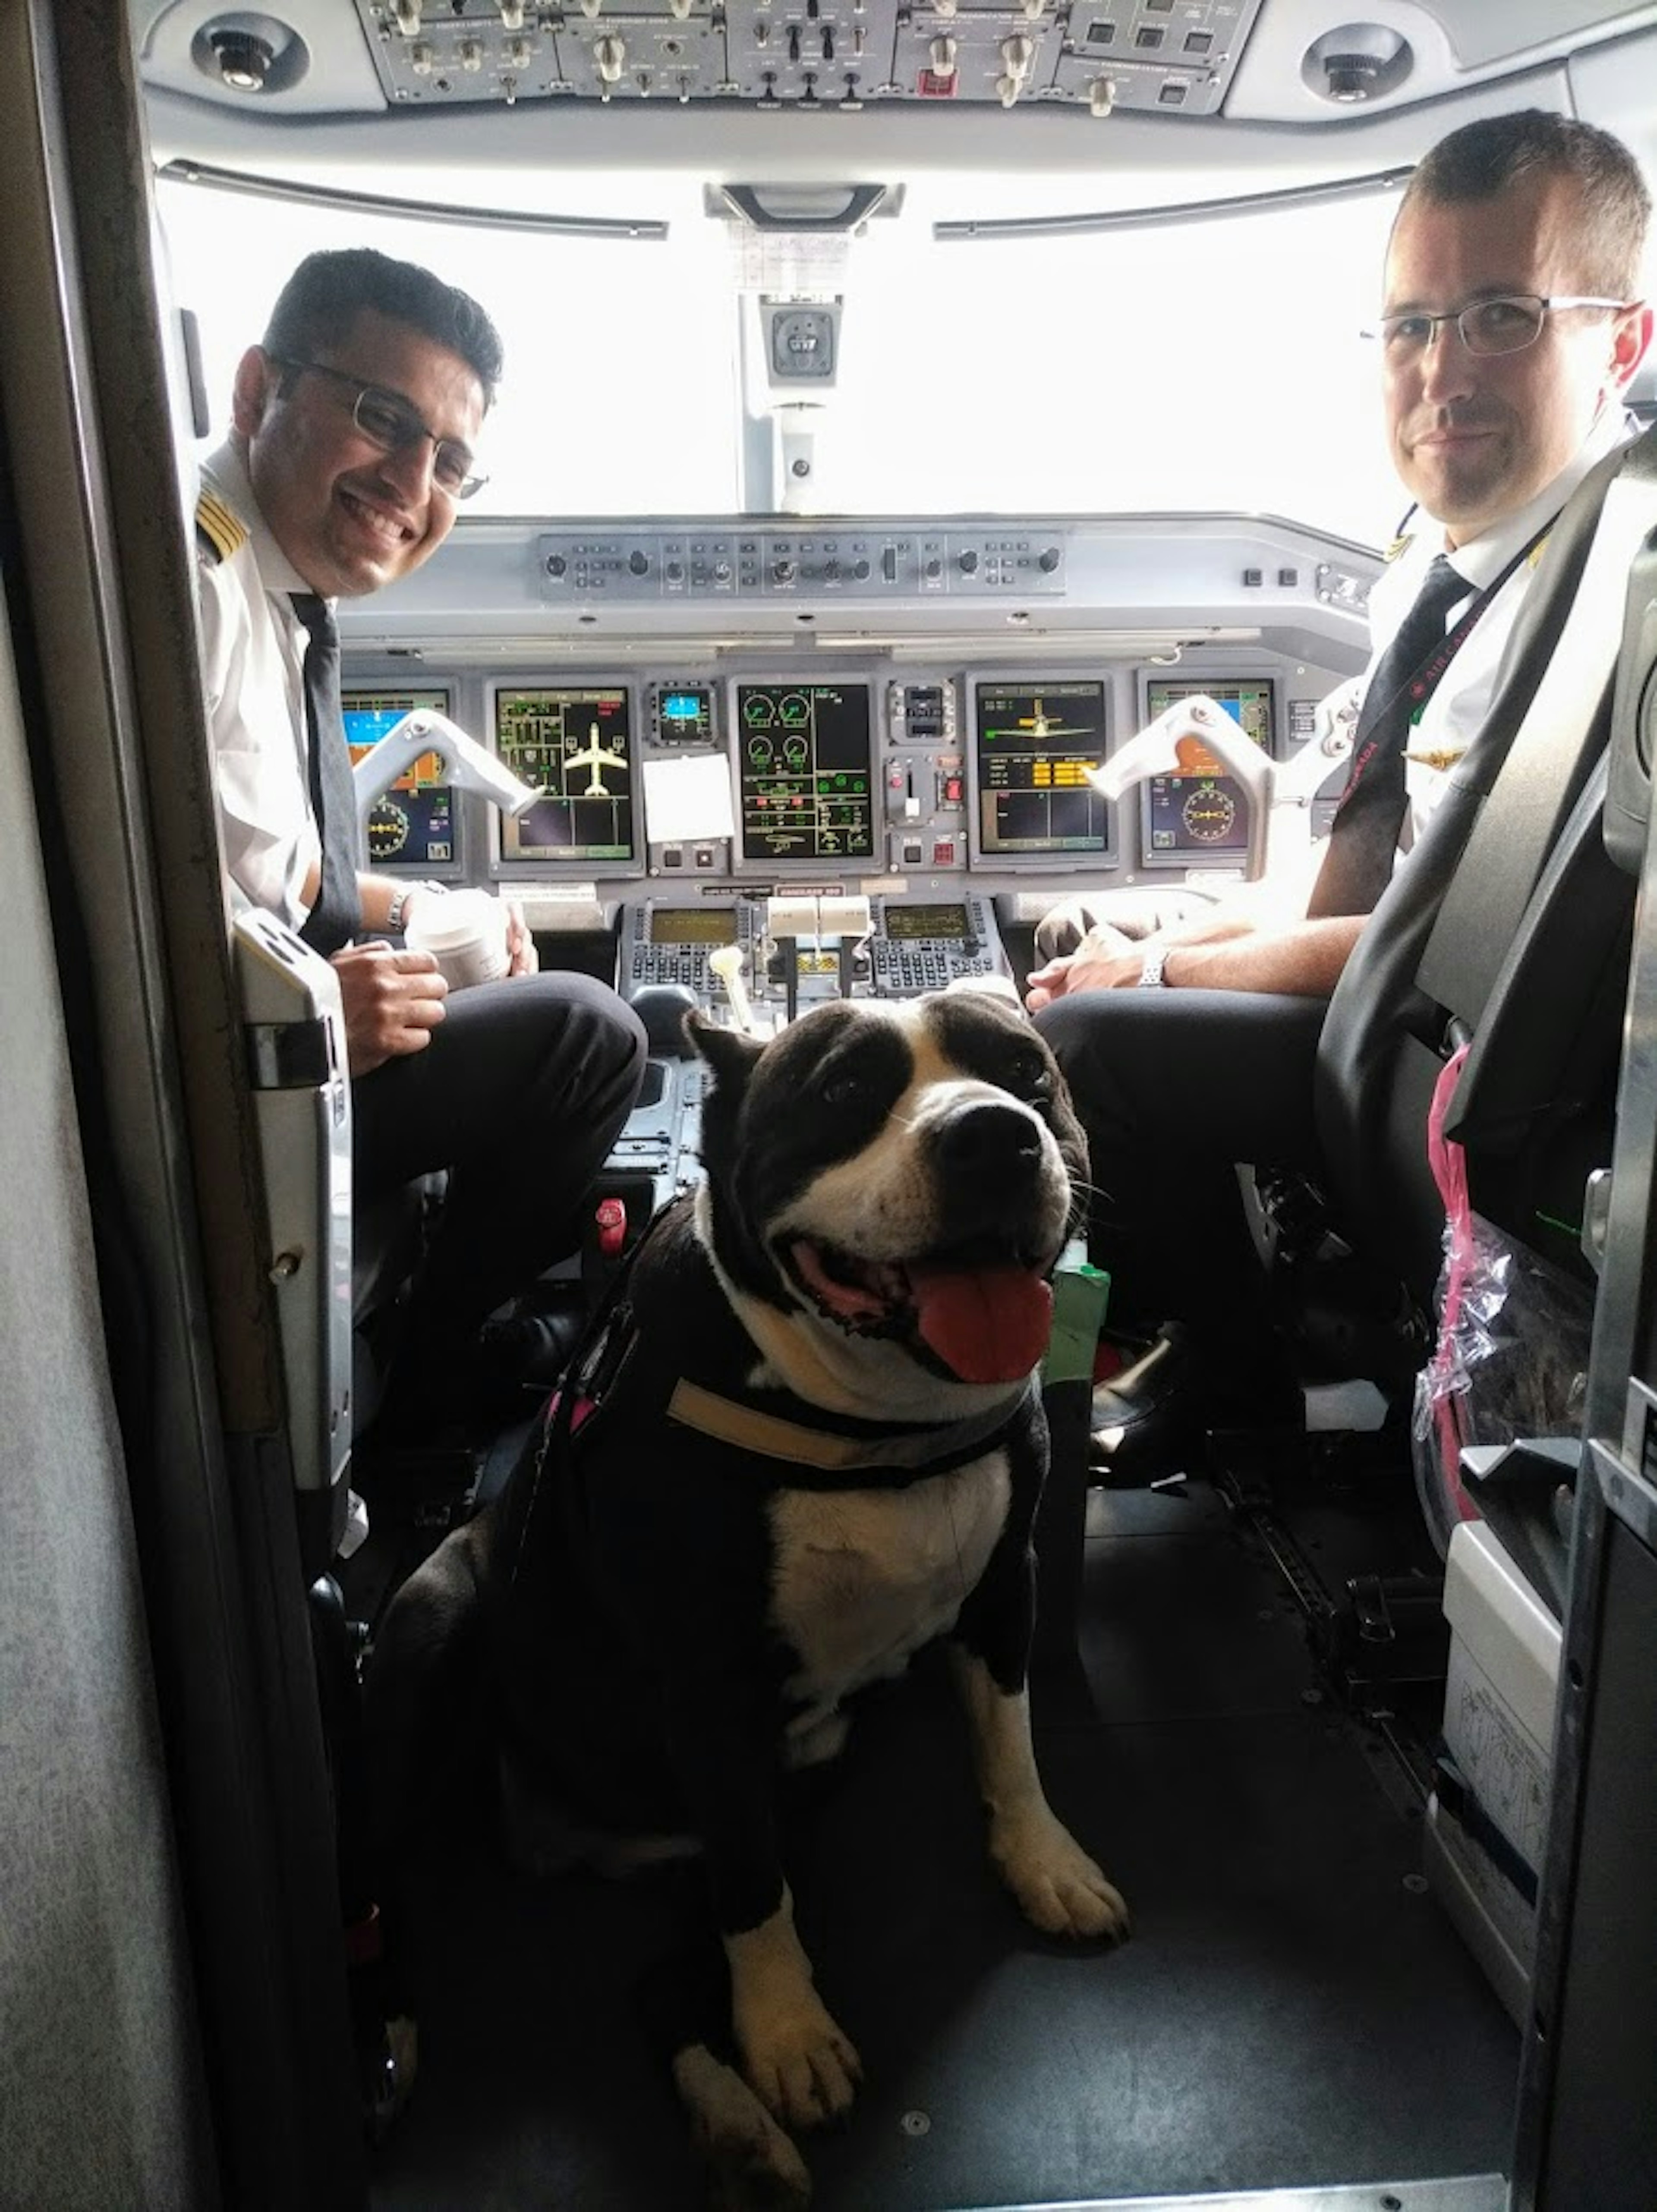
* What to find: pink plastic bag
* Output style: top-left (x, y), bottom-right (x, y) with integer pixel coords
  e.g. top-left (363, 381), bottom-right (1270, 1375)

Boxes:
top-left (1411, 1047), bottom-right (1592, 1558)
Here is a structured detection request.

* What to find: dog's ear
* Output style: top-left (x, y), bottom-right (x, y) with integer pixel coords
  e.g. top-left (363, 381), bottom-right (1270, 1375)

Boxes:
top-left (684, 1010), bottom-right (766, 1094)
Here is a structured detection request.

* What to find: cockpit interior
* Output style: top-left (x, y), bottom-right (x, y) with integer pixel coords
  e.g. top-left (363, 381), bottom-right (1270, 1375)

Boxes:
top-left (9, 4), bottom-right (1657, 2210)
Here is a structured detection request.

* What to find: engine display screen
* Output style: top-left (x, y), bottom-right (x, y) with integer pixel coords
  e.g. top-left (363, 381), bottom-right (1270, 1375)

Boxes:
top-left (494, 686), bottom-right (636, 866)
top-left (342, 687), bottom-right (455, 868)
top-left (885, 902), bottom-right (969, 941)
top-left (648, 907), bottom-right (737, 944)
top-left (735, 682), bottom-right (875, 865)
top-left (1141, 677), bottom-right (1275, 861)
top-left (972, 680), bottom-right (1109, 857)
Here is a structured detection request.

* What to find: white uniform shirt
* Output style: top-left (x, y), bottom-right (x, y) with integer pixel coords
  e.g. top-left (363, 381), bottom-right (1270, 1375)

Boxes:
top-left (1336, 404), bottom-right (1635, 852)
top-left (194, 441), bottom-right (327, 929)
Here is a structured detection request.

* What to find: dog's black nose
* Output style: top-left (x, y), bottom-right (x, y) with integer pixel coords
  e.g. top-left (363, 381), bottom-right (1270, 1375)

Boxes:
top-left (934, 1101), bottom-right (1043, 1180)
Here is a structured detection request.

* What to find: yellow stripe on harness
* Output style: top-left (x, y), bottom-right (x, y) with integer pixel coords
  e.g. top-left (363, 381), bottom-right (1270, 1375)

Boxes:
top-left (665, 1375), bottom-right (1026, 1473)
top-left (668, 1379), bottom-right (893, 1469)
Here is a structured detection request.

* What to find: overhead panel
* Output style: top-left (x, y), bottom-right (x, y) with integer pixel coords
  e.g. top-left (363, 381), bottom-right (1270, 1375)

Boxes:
top-left (355, 0), bottom-right (1263, 116)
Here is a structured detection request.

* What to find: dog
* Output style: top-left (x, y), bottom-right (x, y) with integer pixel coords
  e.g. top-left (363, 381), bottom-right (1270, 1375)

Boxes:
top-left (365, 988), bottom-right (1128, 2206)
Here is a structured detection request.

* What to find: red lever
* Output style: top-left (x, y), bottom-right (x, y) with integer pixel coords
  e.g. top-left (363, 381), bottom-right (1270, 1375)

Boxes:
top-left (595, 1196), bottom-right (627, 1257)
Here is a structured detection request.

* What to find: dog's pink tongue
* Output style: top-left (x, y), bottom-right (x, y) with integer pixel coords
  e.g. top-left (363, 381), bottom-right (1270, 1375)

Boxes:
top-left (910, 1266), bottom-right (1053, 1385)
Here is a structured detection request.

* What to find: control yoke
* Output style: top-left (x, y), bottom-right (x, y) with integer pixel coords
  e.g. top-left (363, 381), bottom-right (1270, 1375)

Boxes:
top-left (352, 708), bottom-right (542, 833)
top-left (1087, 693), bottom-right (1353, 881)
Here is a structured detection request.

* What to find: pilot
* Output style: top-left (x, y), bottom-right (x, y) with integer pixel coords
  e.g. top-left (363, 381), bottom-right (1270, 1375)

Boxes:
top-left (195, 248), bottom-right (647, 1447)
top-left (1024, 110), bottom-right (1652, 1438)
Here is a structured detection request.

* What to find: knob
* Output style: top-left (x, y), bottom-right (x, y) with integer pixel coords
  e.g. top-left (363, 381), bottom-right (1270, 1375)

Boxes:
top-left (929, 33), bottom-right (957, 75)
top-left (595, 31), bottom-right (626, 78)
top-left (774, 557), bottom-right (797, 584)
top-left (628, 549), bottom-right (649, 576)
top-left (459, 37), bottom-right (485, 70)
top-left (958, 548), bottom-right (979, 575)
top-left (853, 557), bottom-right (870, 580)
top-left (409, 39), bottom-right (435, 72)
top-left (1000, 33), bottom-right (1033, 73)
top-left (924, 557), bottom-right (942, 581)
top-left (545, 553), bottom-right (568, 579)
top-left (666, 560), bottom-right (685, 582)
top-left (501, 0), bottom-right (526, 24)
top-left (712, 560), bottom-right (731, 582)
top-left (1038, 546), bottom-right (1061, 573)
top-left (823, 557), bottom-right (841, 581)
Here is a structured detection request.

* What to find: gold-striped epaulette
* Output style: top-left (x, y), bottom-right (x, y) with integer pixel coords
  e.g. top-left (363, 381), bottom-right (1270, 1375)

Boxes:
top-left (1405, 747), bottom-right (1465, 773)
top-left (1383, 532), bottom-right (1414, 563)
top-left (195, 485), bottom-right (248, 565)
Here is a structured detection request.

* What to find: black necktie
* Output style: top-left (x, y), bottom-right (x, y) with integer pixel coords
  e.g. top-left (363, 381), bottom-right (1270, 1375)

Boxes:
top-left (290, 591), bottom-right (363, 956)
top-left (1307, 553), bottom-right (1468, 919)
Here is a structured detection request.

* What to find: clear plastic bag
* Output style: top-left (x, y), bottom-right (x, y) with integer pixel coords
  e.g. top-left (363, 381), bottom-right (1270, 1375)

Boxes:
top-left (1411, 1046), bottom-right (1594, 1558)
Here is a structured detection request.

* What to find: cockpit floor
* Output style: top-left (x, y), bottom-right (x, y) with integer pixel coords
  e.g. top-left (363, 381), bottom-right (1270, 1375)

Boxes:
top-left (366, 1476), bottom-right (1516, 2211)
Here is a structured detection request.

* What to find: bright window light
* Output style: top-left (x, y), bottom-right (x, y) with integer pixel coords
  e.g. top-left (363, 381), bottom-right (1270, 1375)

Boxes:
top-left (158, 170), bottom-right (1410, 544)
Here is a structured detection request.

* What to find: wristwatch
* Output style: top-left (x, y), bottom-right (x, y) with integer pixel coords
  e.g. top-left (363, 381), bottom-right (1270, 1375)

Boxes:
top-left (386, 881), bottom-right (446, 934)
top-left (1137, 946), bottom-right (1170, 989)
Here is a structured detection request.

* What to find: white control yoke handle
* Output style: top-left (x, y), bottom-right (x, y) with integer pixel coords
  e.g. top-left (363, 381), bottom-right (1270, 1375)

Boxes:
top-left (351, 709), bottom-right (542, 825)
top-left (1090, 693), bottom-right (1350, 883)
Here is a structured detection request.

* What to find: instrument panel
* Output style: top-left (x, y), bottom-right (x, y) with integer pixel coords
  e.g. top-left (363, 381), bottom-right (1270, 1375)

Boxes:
top-left (344, 651), bottom-right (1349, 891)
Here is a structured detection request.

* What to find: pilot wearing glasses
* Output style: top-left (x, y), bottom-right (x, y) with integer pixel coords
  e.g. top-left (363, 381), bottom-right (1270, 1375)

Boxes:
top-left (195, 248), bottom-right (646, 1449)
top-left (1026, 110), bottom-right (1653, 1454)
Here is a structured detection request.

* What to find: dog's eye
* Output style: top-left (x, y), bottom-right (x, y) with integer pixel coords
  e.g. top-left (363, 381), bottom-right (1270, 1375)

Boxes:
top-left (820, 1070), bottom-right (867, 1109)
top-left (1004, 1049), bottom-right (1053, 1099)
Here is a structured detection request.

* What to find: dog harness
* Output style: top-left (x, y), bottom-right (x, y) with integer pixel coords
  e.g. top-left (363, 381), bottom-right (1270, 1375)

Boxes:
top-left (504, 1206), bottom-right (1039, 1593)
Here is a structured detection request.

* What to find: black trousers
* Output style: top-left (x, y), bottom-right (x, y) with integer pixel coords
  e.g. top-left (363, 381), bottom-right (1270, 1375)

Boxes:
top-left (352, 970), bottom-right (647, 1381)
top-left (1033, 988), bottom-right (1327, 1382)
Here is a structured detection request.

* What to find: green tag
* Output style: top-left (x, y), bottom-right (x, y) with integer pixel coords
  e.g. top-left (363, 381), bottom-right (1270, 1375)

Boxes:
top-left (1043, 1237), bottom-right (1111, 1385)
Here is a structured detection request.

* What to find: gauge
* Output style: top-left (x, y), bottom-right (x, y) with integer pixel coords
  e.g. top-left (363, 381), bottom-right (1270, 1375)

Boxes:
top-left (368, 799), bottom-right (412, 862)
top-left (1180, 783), bottom-right (1238, 844)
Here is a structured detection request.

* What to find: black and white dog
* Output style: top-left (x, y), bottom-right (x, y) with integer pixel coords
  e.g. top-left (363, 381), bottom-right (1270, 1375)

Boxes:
top-left (366, 989), bottom-right (1127, 2203)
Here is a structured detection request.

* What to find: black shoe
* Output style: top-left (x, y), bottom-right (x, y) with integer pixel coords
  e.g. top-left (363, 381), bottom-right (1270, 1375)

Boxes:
top-left (1087, 1321), bottom-right (1200, 1485)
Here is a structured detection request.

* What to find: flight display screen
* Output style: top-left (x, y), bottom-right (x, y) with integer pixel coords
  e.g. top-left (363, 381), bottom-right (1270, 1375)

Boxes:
top-left (973, 680), bottom-right (1109, 857)
top-left (1140, 677), bottom-right (1274, 861)
top-left (648, 907), bottom-right (736, 944)
top-left (885, 902), bottom-right (969, 941)
top-left (494, 686), bottom-right (636, 865)
top-left (341, 687), bottom-right (456, 869)
top-left (654, 683), bottom-right (716, 745)
top-left (735, 681), bottom-right (875, 865)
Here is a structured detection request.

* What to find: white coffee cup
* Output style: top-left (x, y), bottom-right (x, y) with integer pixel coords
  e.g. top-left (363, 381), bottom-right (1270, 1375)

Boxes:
top-left (404, 887), bottom-right (511, 991)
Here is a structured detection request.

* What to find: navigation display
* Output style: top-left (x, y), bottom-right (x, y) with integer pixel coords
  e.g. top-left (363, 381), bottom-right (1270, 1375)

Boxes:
top-left (972, 679), bottom-right (1109, 859)
top-left (735, 681), bottom-right (875, 866)
top-left (1141, 677), bottom-right (1274, 862)
top-left (342, 686), bottom-right (456, 869)
top-left (493, 686), bottom-right (637, 867)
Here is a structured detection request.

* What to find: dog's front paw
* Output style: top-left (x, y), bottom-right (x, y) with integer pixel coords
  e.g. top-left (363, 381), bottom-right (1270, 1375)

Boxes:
top-left (735, 1987), bottom-right (863, 2136)
top-left (673, 2045), bottom-right (814, 2210)
top-left (992, 1809), bottom-right (1129, 1942)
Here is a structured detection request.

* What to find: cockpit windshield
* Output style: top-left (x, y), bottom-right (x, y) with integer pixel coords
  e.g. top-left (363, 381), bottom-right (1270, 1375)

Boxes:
top-left (159, 164), bottom-right (1399, 536)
